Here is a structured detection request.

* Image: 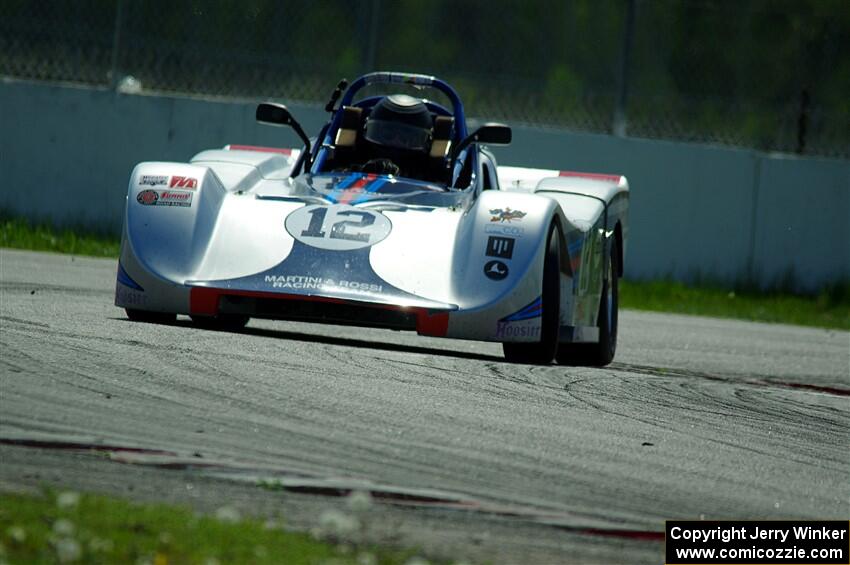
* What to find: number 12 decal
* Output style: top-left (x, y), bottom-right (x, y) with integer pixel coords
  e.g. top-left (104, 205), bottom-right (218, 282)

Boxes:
top-left (286, 204), bottom-right (392, 251)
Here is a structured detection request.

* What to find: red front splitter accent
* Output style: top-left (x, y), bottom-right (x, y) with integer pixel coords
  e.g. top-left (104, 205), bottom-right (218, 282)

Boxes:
top-left (189, 287), bottom-right (221, 316)
top-left (416, 311), bottom-right (449, 337)
top-left (191, 286), bottom-right (450, 337)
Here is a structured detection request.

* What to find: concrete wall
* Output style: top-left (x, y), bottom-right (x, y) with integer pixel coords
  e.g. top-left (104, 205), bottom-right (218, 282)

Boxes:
top-left (2, 79), bottom-right (848, 290)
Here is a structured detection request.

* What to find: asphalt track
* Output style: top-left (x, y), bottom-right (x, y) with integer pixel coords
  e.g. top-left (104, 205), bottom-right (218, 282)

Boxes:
top-left (1, 248), bottom-right (848, 564)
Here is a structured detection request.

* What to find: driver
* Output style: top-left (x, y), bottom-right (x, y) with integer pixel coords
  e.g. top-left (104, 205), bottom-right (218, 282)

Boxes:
top-left (357, 94), bottom-right (433, 178)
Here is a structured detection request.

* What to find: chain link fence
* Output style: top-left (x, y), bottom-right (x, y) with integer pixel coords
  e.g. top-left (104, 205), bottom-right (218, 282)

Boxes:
top-left (2, 0), bottom-right (848, 157)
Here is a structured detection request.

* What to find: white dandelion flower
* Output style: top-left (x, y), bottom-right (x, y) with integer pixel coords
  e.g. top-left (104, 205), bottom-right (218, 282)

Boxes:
top-left (215, 506), bottom-right (241, 523)
top-left (56, 492), bottom-right (81, 510)
top-left (55, 538), bottom-right (82, 563)
top-left (5, 527), bottom-right (26, 543)
top-left (317, 510), bottom-right (359, 538)
top-left (346, 490), bottom-right (372, 513)
top-left (52, 519), bottom-right (75, 537)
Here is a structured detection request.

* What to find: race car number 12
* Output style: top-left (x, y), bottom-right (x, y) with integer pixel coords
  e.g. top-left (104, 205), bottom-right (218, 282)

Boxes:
top-left (286, 204), bottom-right (392, 251)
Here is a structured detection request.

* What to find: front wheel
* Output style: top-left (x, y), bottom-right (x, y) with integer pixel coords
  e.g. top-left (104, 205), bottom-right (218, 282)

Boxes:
top-left (502, 223), bottom-right (561, 364)
top-left (556, 236), bottom-right (619, 366)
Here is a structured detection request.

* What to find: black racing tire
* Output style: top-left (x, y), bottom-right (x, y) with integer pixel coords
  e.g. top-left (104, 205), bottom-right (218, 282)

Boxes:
top-left (502, 223), bottom-right (561, 365)
top-left (190, 314), bottom-right (250, 331)
top-left (556, 236), bottom-right (619, 366)
top-left (125, 309), bottom-right (176, 324)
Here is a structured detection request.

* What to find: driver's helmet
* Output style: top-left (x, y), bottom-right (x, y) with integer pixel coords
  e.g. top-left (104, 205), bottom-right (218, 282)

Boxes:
top-left (363, 94), bottom-right (433, 153)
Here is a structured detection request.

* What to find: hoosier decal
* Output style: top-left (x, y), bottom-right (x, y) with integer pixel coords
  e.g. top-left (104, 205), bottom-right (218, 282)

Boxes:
top-left (495, 320), bottom-right (541, 339)
top-left (495, 296), bottom-right (543, 339)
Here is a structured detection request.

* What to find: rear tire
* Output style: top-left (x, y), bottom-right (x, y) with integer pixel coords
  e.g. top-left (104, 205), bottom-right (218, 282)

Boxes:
top-left (502, 224), bottom-right (561, 364)
top-left (556, 236), bottom-right (619, 366)
top-left (125, 309), bottom-right (176, 324)
top-left (190, 314), bottom-right (250, 331)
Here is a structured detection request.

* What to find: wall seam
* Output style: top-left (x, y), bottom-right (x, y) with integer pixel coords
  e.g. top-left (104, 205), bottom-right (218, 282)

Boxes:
top-left (746, 153), bottom-right (763, 286)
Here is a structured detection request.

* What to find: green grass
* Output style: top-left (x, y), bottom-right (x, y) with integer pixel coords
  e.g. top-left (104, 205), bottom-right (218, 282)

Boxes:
top-left (0, 216), bottom-right (119, 258)
top-left (620, 279), bottom-right (850, 330)
top-left (0, 490), bottom-right (417, 564)
top-left (1, 213), bottom-right (847, 330)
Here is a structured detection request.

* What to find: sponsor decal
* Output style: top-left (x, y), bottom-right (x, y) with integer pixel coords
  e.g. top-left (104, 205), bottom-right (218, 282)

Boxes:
top-left (495, 319), bottom-right (541, 339)
top-left (169, 176), bottom-right (198, 189)
top-left (285, 204), bottom-right (392, 251)
top-left (483, 260), bottom-right (509, 281)
top-left (486, 236), bottom-right (514, 259)
top-left (137, 189), bottom-right (159, 205)
top-left (115, 263), bottom-right (146, 306)
top-left (139, 175), bottom-right (168, 187)
top-left (495, 297), bottom-right (543, 339)
top-left (489, 207), bottom-right (526, 223)
top-left (485, 224), bottom-right (525, 237)
top-left (115, 284), bottom-right (147, 307)
top-left (158, 190), bottom-right (193, 206)
top-left (136, 189), bottom-right (193, 207)
top-left (264, 275), bottom-right (382, 295)
top-left (325, 173), bottom-right (388, 205)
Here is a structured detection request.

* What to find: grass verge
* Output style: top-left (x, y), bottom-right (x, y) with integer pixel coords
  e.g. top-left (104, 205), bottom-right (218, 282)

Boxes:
top-left (620, 280), bottom-right (849, 330)
top-left (0, 490), bottom-right (416, 564)
top-left (0, 216), bottom-right (119, 258)
top-left (1, 213), bottom-right (847, 330)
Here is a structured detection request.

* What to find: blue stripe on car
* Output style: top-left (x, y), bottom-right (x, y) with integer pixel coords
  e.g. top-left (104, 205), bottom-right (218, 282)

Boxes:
top-left (117, 263), bottom-right (144, 291)
top-left (500, 296), bottom-right (542, 322)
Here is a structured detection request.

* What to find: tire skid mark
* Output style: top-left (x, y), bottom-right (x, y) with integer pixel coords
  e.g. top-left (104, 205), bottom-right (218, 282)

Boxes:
top-left (611, 362), bottom-right (849, 397)
top-left (2, 321), bottom-right (155, 351)
top-left (563, 371), bottom-right (848, 470)
top-left (0, 436), bottom-right (176, 456)
top-left (378, 356), bottom-right (573, 396)
top-left (4, 325), bottom-right (329, 413)
top-left (0, 435), bottom-right (663, 542)
top-left (781, 381), bottom-right (850, 397)
top-left (0, 315), bottom-right (50, 328)
top-left (376, 357), bottom-right (486, 376)
top-left (585, 368), bottom-right (847, 430)
top-left (0, 281), bottom-right (110, 297)
top-left (2, 336), bottom-right (215, 409)
top-left (569, 527), bottom-right (665, 541)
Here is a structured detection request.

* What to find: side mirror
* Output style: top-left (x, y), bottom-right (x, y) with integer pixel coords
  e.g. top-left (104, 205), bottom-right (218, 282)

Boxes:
top-left (452, 123), bottom-right (512, 160)
top-left (473, 123), bottom-right (512, 145)
top-left (256, 103), bottom-right (312, 162)
top-left (256, 102), bottom-right (295, 126)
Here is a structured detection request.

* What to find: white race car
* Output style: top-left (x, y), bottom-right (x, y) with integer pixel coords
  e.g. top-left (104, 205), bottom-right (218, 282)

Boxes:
top-left (116, 72), bottom-right (629, 365)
